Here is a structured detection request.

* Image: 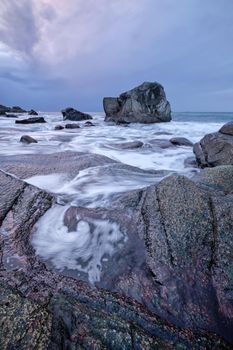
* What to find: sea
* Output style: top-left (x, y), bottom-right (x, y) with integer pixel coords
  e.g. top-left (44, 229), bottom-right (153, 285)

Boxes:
top-left (1, 111), bottom-right (232, 282)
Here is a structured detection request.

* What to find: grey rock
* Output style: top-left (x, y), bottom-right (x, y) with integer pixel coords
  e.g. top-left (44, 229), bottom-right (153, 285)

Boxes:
top-left (170, 137), bottom-right (193, 146)
top-left (84, 121), bottom-right (95, 127)
top-left (65, 123), bottom-right (80, 129)
top-left (0, 104), bottom-right (10, 115)
top-left (54, 125), bottom-right (64, 130)
top-left (20, 135), bottom-right (38, 144)
top-left (15, 117), bottom-right (46, 124)
top-left (28, 109), bottom-right (38, 116)
top-left (104, 81), bottom-right (171, 124)
top-left (62, 107), bottom-right (92, 121)
top-left (184, 156), bottom-right (198, 168)
top-left (193, 132), bottom-right (233, 167)
top-left (148, 138), bottom-right (174, 149)
top-left (11, 106), bottom-right (27, 113)
top-left (108, 140), bottom-right (143, 149)
top-left (219, 121), bottom-right (233, 136)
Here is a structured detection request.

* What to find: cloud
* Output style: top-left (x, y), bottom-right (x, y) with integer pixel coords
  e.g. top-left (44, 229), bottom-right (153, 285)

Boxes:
top-left (0, 0), bottom-right (233, 111)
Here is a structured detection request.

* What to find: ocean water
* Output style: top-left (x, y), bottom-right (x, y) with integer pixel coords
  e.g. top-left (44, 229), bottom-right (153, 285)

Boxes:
top-left (1, 111), bottom-right (232, 282)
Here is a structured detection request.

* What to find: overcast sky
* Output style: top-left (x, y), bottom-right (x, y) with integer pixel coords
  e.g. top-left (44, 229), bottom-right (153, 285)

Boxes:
top-left (0, 0), bottom-right (233, 112)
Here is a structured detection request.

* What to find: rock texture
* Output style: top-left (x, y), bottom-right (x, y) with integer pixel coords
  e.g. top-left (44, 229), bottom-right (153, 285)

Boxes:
top-left (65, 123), bottom-right (80, 129)
top-left (16, 117), bottom-right (46, 124)
top-left (0, 157), bottom-right (233, 347)
top-left (193, 130), bottom-right (233, 167)
top-left (104, 82), bottom-right (171, 124)
top-left (62, 108), bottom-right (92, 121)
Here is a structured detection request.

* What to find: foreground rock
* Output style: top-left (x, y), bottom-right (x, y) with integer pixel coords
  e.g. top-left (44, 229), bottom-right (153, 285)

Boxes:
top-left (15, 117), bottom-right (46, 124)
top-left (193, 126), bottom-right (233, 167)
top-left (54, 125), bottom-right (64, 130)
top-left (28, 109), bottom-right (38, 116)
top-left (20, 135), bottom-right (38, 144)
top-left (104, 81), bottom-right (171, 124)
top-left (62, 107), bottom-right (92, 121)
top-left (0, 170), bottom-right (231, 349)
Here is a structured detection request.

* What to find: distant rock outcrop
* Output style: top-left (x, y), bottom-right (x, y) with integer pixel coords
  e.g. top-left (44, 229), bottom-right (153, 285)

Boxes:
top-left (103, 82), bottom-right (171, 123)
top-left (11, 106), bottom-right (27, 113)
top-left (193, 122), bottom-right (233, 167)
top-left (15, 117), bottom-right (46, 124)
top-left (62, 108), bottom-right (92, 121)
top-left (28, 109), bottom-right (38, 116)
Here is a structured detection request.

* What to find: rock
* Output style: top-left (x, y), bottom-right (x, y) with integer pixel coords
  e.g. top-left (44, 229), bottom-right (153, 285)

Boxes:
top-left (62, 107), bottom-right (92, 121)
top-left (15, 117), bottom-right (46, 124)
top-left (219, 121), bottom-right (233, 136)
top-left (148, 138), bottom-right (174, 149)
top-left (184, 156), bottom-right (198, 168)
top-left (0, 172), bottom-right (230, 349)
top-left (2, 114), bottom-right (18, 118)
top-left (108, 140), bottom-right (143, 149)
top-left (20, 135), bottom-right (38, 144)
top-left (116, 120), bottom-right (131, 126)
top-left (153, 131), bottom-right (172, 136)
top-left (0, 104), bottom-right (10, 115)
top-left (0, 151), bottom-right (117, 179)
top-left (170, 137), bottom-right (193, 146)
top-left (193, 132), bottom-right (233, 167)
top-left (65, 123), bottom-right (80, 129)
top-left (11, 106), bottom-right (27, 113)
top-left (54, 125), bottom-right (64, 130)
top-left (84, 121), bottom-right (95, 127)
top-left (28, 109), bottom-right (38, 116)
top-left (104, 81), bottom-right (171, 124)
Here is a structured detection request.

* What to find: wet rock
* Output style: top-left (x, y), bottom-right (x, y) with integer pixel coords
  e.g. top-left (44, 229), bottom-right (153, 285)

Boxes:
top-left (11, 106), bottom-right (27, 113)
top-left (54, 125), bottom-right (64, 130)
top-left (65, 123), bottom-right (80, 129)
top-left (62, 107), bottom-right (92, 121)
top-left (84, 121), bottom-right (95, 127)
top-left (108, 140), bottom-right (143, 149)
top-left (193, 132), bottom-right (233, 167)
top-left (0, 170), bottom-right (232, 347)
top-left (104, 81), bottom-right (171, 124)
top-left (153, 131), bottom-right (172, 136)
top-left (2, 114), bottom-right (18, 118)
top-left (20, 135), bottom-right (38, 144)
top-left (219, 121), bottom-right (233, 136)
top-left (0, 151), bottom-right (117, 179)
top-left (28, 109), bottom-right (38, 116)
top-left (15, 117), bottom-right (46, 124)
top-left (148, 139), bottom-right (174, 149)
top-left (170, 137), bottom-right (193, 146)
top-left (184, 156), bottom-right (198, 168)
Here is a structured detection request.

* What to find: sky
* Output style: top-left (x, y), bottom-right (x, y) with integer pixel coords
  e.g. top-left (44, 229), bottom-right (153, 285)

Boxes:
top-left (0, 0), bottom-right (233, 112)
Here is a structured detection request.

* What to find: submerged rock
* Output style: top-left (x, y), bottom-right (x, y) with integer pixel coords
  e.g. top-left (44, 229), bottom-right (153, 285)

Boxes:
top-left (62, 107), bottom-right (92, 121)
top-left (28, 109), bottom-right (38, 116)
top-left (193, 130), bottom-right (233, 167)
top-left (20, 135), bottom-right (38, 144)
top-left (15, 117), bottom-right (46, 124)
top-left (107, 140), bottom-right (144, 149)
top-left (54, 125), bottom-right (64, 130)
top-left (84, 121), bottom-right (95, 127)
top-left (65, 123), bottom-right (80, 129)
top-left (104, 81), bottom-right (171, 124)
top-left (170, 137), bottom-right (193, 146)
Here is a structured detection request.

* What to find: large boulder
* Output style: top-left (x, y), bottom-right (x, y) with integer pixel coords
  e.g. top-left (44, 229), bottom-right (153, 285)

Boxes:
top-left (62, 107), bottom-right (92, 121)
top-left (104, 81), bottom-right (171, 123)
top-left (219, 121), bottom-right (233, 136)
top-left (0, 171), bottom-right (230, 349)
top-left (193, 129), bottom-right (233, 167)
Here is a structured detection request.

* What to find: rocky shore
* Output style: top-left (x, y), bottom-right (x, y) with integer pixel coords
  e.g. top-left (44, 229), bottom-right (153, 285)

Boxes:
top-left (0, 84), bottom-right (233, 349)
